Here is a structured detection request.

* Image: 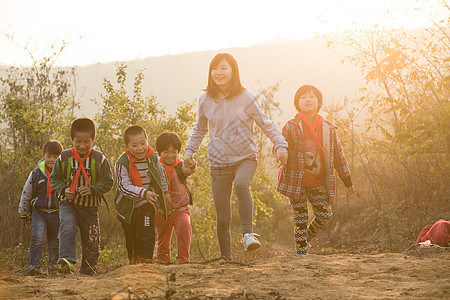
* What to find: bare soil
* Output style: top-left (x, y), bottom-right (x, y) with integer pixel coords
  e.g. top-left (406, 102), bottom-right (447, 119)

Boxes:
top-left (0, 247), bottom-right (448, 299)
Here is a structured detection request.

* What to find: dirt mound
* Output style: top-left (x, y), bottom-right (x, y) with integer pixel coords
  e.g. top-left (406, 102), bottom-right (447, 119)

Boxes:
top-left (0, 249), bottom-right (448, 299)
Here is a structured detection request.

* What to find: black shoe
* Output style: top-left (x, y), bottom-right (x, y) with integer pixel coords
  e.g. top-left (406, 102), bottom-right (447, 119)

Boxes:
top-left (21, 265), bottom-right (42, 276)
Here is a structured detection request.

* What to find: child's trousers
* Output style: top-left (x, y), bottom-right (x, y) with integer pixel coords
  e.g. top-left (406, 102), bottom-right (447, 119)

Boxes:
top-left (290, 185), bottom-right (332, 255)
top-left (155, 206), bottom-right (191, 263)
top-left (120, 203), bottom-right (155, 263)
top-left (59, 201), bottom-right (100, 274)
top-left (29, 208), bottom-right (59, 266)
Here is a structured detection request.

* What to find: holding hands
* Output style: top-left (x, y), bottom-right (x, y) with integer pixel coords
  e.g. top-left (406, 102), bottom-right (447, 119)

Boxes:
top-left (183, 155), bottom-right (197, 176)
top-left (275, 152), bottom-right (288, 166)
top-left (184, 155), bottom-right (196, 169)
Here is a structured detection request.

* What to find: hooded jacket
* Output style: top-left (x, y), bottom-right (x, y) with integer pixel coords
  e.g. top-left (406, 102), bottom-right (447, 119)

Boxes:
top-left (19, 159), bottom-right (59, 217)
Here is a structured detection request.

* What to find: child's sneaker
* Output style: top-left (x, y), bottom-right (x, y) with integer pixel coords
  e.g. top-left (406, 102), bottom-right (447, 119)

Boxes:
top-left (241, 233), bottom-right (261, 252)
top-left (21, 265), bottom-right (42, 276)
top-left (56, 258), bottom-right (74, 274)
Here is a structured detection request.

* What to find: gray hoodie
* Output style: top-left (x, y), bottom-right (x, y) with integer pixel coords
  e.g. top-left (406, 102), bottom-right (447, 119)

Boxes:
top-left (186, 90), bottom-right (287, 167)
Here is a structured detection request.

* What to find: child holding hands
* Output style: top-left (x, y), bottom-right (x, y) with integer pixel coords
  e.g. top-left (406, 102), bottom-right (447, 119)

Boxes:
top-left (155, 132), bottom-right (196, 264)
top-left (277, 85), bottom-right (354, 255)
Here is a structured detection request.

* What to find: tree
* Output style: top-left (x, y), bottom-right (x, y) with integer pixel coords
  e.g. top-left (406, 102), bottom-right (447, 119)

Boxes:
top-left (324, 0), bottom-right (450, 250)
top-left (0, 40), bottom-right (79, 247)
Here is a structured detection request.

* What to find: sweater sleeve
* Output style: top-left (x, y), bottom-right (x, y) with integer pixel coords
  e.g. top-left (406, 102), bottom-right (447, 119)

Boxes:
top-left (18, 171), bottom-right (34, 216)
top-left (185, 95), bottom-right (208, 156)
top-left (49, 156), bottom-right (68, 196)
top-left (115, 162), bottom-right (147, 200)
top-left (332, 129), bottom-right (353, 187)
top-left (91, 156), bottom-right (114, 196)
top-left (249, 95), bottom-right (288, 153)
top-left (156, 159), bottom-right (169, 193)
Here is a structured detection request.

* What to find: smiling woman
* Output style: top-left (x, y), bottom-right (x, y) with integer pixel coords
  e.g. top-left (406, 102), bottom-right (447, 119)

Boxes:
top-left (0, 0), bottom-right (441, 66)
top-left (184, 52), bottom-right (289, 260)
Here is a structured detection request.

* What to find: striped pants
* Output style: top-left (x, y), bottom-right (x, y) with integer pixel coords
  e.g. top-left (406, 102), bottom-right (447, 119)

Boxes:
top-left (290, 185), bottom-right (332, 255)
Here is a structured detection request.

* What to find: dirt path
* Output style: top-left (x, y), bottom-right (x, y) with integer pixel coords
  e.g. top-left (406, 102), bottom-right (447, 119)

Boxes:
top-left (0, 250), bottom-right (448, 299)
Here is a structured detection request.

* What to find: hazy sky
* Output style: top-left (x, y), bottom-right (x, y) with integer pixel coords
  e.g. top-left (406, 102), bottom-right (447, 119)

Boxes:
top-left (0, 0), bottom-right (441, 66)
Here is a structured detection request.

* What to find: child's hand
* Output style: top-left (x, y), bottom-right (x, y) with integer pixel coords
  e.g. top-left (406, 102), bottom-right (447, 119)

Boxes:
top-left (184, 155), bottom-right (196, 169)
top-left (145, 191), bottom-right (158, 210)
top-left (275, 152), bottom-right (288, 165)
top-left (165, 192), bottom-right (172, 204)
top-left (182, 160), bottom-right (197, 176)
top-left (77, 186), bottom-right (92, 197)
top-left (21, 217), bottom-right (30, 226)
top-left (347, 186), bottom-right (354, 195)
top-left (65, 188), bottom-right (74, 200)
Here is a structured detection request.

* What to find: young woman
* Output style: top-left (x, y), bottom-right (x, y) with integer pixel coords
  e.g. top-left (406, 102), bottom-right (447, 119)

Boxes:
top-left (185, 53), bottom-right (288, 260)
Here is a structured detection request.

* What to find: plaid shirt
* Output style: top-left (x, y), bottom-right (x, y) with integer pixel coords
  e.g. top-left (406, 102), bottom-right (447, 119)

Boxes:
top-left (277, 116), bottom-right (352, 204)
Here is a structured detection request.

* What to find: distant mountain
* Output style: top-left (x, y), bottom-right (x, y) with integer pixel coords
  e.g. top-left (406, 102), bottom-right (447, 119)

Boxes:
top-left (52, 37), bottom-right (368, 125)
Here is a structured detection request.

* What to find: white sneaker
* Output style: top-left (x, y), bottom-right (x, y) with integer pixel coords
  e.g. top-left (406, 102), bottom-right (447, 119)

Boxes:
top-left (241, 233), bottom-right (261, 252)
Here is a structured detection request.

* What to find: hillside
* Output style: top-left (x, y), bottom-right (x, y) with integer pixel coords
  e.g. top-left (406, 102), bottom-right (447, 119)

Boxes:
top-left (76, 37), bottom-right (364, 124)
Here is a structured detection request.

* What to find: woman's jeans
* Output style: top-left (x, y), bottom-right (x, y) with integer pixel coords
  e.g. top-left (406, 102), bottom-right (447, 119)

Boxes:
top-left (210, 158), bottom-right (257, 259)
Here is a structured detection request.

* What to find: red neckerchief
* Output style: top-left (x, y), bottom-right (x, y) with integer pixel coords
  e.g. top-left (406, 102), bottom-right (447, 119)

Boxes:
top-left (125, 146), bottom-right (155, 187)
top-left (160, 158), bottom-right (181, 197)
top-left (70, 147), bottom-right (92, 194)
top-left (44, 164), bottom-right (53, 205)
top-left (296, 111), bottom-right (324, 154)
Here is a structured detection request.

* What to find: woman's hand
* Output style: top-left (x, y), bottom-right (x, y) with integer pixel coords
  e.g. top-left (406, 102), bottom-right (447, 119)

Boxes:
top-left (275, 152), bottom-right (288, 165)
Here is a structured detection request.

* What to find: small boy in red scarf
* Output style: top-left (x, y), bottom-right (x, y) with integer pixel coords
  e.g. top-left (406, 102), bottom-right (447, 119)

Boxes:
top-left (277, 85), bottom-right (354, 255)
top-left (19, 140), bottom-right (62, 275)
top-left (49, 118), bottom-right (113, 274)
top-left (155, 132), bottom-right (196, 264)
top-left (113, 126), bottom-right (171, 264)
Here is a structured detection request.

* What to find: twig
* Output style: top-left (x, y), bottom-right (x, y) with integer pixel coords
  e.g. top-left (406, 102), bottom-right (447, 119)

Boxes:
top-left (198, 257), bottom-right (252, 267)
top-left (84, 260), bottom-right (97, 275)
top-left (196, 239), bottom-right (207, 261)
top-left (199, 257), bottom-right (222, 264)
top-left (403, 243), bottom-right (419, 253)
top-left (219, 261), bottom-right (252, 267)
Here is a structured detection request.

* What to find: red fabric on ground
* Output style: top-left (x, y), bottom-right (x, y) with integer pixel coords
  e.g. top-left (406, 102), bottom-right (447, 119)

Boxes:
top-left (416, 219), bottom-right (450, 246)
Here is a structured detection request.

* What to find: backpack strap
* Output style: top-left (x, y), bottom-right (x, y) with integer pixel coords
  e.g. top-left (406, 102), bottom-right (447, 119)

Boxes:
top-left (174, 163), bottom-right (193, 205)
top-left (89, 149), bottom-right (103, 184)
top-left (60, 149), bottom-right (72, 183)
top-left (89, 149), bottom-right (110, 211)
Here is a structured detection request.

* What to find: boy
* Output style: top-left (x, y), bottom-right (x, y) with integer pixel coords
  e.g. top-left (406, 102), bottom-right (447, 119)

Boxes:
top-left (277, 84), bottom-right (354, 255)
top-left (155, 132), bottom-right (196, 264)
top-left (19, 140), bottom-right (63, 275)
top-left (49, 118), bottom-right (113, 275)
top-left (114, 125), bottom-right (170, 264)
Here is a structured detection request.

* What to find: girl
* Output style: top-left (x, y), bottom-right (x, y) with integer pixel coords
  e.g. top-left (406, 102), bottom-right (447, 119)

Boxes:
top-left (185, 53), bottom-right (288, 260)
top-left (277, 84), bottom-right (354, 255)
top-left (155, 132), bottom-right (196, 264)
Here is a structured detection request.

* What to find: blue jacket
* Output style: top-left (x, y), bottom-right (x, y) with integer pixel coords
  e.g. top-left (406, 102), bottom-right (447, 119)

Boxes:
top-left (19, 159), bottom-right (58, 217)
